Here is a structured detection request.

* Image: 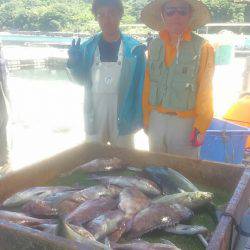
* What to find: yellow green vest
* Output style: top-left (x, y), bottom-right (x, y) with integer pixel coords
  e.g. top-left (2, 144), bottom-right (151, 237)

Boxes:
top-left (149, 33), bottom-right (205, 111)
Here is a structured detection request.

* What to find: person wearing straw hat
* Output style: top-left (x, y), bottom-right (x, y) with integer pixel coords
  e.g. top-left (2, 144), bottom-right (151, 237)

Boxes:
top-left (67, 0), bottom-right (146, 148)
top-left (141, 0), bottom-right (214, 158)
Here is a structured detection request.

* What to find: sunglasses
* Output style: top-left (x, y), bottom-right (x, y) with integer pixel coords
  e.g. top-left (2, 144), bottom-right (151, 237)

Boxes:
top-left (164, 7), bottom-right (190, 17)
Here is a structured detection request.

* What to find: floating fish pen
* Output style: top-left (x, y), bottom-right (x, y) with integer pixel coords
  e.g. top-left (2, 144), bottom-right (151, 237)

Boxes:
top-left (0, 143), bottom-right (249, 250)
top-left (6, 30), bottom-right (91, 38)
top-left (6, 57), bottom-right (67, 71)
top-left (46, 57), bottom-right (67, 70)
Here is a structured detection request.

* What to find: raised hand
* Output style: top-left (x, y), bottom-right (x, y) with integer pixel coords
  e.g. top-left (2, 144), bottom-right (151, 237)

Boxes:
top-left (68, 37), bottom-right (82, 65)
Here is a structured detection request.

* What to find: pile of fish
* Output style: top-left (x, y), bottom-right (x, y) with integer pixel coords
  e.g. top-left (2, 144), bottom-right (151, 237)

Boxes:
top-left (0, 157), bottom-right (215, 249)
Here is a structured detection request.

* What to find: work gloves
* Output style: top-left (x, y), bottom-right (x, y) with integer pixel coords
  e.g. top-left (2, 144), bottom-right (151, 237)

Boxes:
top-left (189, 128), bottom-right (205, 147)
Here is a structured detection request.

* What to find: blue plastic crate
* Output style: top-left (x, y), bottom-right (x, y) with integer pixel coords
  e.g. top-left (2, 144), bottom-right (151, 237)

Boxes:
top-left (200, 118), bottom-right (250, 164)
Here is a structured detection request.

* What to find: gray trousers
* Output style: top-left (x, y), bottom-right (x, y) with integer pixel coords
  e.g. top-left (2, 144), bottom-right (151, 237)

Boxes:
top-left (148, 110), bottom-right (199, 159)
top-left (85, 93), bottom-right (133, 149)
top-left (0, 119), bottom-right (8, 165)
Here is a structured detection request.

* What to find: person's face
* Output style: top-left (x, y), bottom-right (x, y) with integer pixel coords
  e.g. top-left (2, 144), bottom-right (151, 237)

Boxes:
top-left (96, 6), bottom-right (122, 36)
top-left (162, 0), bottom-right (192, 35)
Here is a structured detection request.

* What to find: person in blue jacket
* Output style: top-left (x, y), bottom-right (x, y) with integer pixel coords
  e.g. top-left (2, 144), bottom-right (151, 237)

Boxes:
top-left (67, 0), bottom-right (146, 149)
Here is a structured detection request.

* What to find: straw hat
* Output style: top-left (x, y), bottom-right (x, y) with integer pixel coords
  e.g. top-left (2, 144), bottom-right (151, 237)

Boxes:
top-left (141, 0), bottom-right (211, 31)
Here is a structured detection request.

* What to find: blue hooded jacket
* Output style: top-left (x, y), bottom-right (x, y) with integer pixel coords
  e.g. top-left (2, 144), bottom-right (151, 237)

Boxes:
top-left (67, 33), bottom-right (146, 136)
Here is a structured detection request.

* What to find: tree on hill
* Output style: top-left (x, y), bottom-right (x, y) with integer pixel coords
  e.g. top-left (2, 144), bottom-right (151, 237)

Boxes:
top-left (0, 0), bottom-right (247, 32)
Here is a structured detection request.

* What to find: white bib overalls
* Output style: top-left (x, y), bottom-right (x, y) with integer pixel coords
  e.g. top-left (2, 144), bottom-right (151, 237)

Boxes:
top-left (86, 42), bottom-right (133, 148)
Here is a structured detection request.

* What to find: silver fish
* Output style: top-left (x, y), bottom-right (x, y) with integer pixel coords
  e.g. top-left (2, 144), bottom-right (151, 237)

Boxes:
top-left (90, 175), bottom-right (161, 196)
top-left (2, 186), bottom-right (74, 208)
top-left (153, 191), bottom-right (214, 210)
top-left (126, 203), bottom-right (193, 239)
top-left (0, 219), bottom-right (108, 250)
top-left (22, 190), bottom-right (80, 217)
top-left (70, 185), bottom-right (122, 203)
top-left (66, 196), bottom-right (118, 225)
top-left (144, 167), bottom-right (198, 194)
top-left (0, 210), bottom-right (55, 227)
top-left (70, 157), bottom-right (127, 174)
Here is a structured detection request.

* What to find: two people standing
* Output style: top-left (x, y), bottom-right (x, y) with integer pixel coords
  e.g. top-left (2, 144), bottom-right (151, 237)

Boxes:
top-left (67, 0), bottom-right (214, 159)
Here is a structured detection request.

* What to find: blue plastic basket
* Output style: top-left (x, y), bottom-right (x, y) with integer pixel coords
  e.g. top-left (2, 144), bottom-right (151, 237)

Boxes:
top-left (200, 118), bottom-right (250, 164)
